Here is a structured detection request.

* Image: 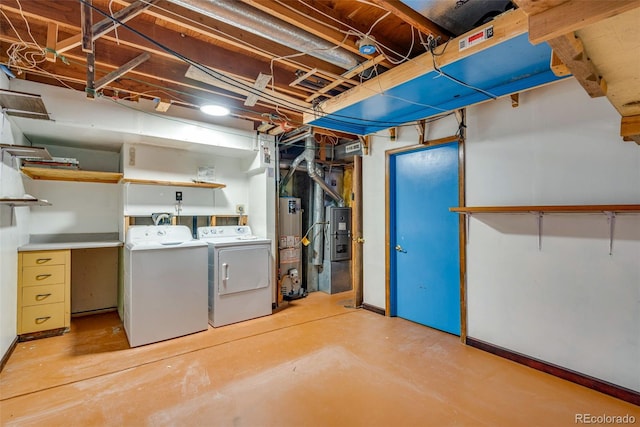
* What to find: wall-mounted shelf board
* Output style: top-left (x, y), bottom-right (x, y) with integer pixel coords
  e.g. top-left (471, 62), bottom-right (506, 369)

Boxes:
top-left (449, 205), bottom-right (640, 214)
top-left (0, 197), bottom-right (51, 225)
top-left (121, 178), bottom-right (226, 189)
top-left (1, 144), bottom-right (52, 160)
top-left (21, 167), bottom-right (123, 184)
top-left (0, 197), bottom-right (51, 207)
top-left (449, 205), bottom-right (640, 254)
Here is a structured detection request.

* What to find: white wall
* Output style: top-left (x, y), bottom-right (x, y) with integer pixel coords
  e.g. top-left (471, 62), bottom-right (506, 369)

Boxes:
top-left (122, 143), bottom-right (254, 218)
top-left (25, 180), bottom-right (121, 235)
top-left (246, 134), bottom-right (277, 301)
top-left (0, 72), bottom-right (31, 358)
top-left (465, 79), bottom-right (640, 391)
top-left (362, 115), bottom-right (461, 309)
top-left (362, 78), bottom-right (639, 392)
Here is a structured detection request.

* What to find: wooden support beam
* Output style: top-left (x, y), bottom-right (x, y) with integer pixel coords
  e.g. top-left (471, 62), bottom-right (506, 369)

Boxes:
top-left (546, 33), bottom-right (606, 97)
top-left (185, 65), bottom-right (311, 111)
top-left (389, 127), bottom-right (397, 141)
top-left (621, 115), bottom-right (640, 145)
top-left (550, 50), bottom-right (571, 77)
top-left (512, 0), bottom-right (569, 16)
top-left (352, 154), bottom-right (363, 309)
top-left (46, 22), bottom-right (58, 62)
top-left (368, 0), bottom-right (450, 39)
top-left (524, 0), bottom-right (640, 45)
top-left (56, 0), bottom-right (160, 54)
top-left (94, 52), bottom-right (151, 90)
top-left (305, 55), bottom-right (387, 103)
top-left (81, 0), bottom-right (93, 53)
top-left (358, 135), bottom-right (370, 155)
top-left (510, 93), bottom-right (519, 108)
top-left (318, 139), bottom-right (327, 162)
top-left (416, 119), bottom-right (426, 144)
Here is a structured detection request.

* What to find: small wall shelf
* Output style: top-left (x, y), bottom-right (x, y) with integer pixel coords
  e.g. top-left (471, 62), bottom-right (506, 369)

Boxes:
top-left (449, 205), bottom-right (640, 214)
top-left (1, 144), bottom-right (52, 160)
top-left (121, 178), bottom-right (226, 189)
top-left (0, 197), bottom-right (51, 226)
top-left (449, 204), bottom-right (640, 254)
top-left (21, 167), bottom-right (123, 184)
top-left (0, 197), bottom-right (52, 207)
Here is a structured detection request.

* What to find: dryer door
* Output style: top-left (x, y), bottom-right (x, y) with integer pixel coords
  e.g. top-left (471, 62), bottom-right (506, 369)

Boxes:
top-left (216, 245), bottom-right (270, 295)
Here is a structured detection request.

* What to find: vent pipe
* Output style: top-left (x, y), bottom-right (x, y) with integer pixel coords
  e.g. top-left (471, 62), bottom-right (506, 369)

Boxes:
top-left (280, 133), bottom-right (344, 207)
top-left (169, 0), bottom-right (362, 70)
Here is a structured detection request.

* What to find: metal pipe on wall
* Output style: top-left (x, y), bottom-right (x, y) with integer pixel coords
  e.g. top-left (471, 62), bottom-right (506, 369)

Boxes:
top-left (311, 177), bottom-right (324, 267)
top-left (304, 135), bottom-right (344, 207)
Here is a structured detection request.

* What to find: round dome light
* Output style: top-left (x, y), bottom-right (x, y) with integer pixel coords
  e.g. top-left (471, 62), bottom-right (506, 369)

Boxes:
top-left (200, 104), bottom-right (230, 116)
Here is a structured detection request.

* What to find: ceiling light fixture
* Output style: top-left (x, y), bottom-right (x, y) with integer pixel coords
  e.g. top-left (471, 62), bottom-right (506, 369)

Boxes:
top-left (357, 35), bottom-right (377, 55)
top-left (200, 104), bottom-right (230, 116)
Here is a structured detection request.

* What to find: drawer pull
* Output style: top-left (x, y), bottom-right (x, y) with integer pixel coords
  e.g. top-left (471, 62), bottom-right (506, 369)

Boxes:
top-left (35, 293), bottom-right (52, 301)
top-left (35, 316), bottom-right (51, 324)
top-left (36, 274), bottom-right (52, 280)
top-left (36, 258), bottom-right (53, 264)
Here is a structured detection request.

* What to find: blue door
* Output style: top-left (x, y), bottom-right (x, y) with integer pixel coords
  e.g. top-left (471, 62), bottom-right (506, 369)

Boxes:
top-left (390, 142), bottom-right (460, 335)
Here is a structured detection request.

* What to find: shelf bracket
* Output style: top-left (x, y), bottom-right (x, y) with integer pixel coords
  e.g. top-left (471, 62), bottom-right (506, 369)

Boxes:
top-left (532, 211), bottom-right (543, 251)
top-left (466, 213), bottom-right (471, 244)
top-left (605, 211), bottom-right (616, 255)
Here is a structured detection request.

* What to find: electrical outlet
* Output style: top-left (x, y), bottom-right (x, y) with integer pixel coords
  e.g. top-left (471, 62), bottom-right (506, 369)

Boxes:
top-left (236, 204), bottom-right (245, 214)
top-left (129, 147), bottom-right (135, 166)
top-left (176, 191), bottom-right (182, 201)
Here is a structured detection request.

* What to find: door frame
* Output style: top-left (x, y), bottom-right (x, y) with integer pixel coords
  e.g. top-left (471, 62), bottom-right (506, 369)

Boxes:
top-left (385, 135), bottom-right (467, 341)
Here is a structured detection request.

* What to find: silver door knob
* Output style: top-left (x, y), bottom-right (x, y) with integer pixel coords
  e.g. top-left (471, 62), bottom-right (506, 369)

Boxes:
top-left (395, 245), bottom-right (406, 253)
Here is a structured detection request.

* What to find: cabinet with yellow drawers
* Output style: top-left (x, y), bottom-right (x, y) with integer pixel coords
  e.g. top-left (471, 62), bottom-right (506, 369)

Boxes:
top-left (17, 250), bottom-right (71, 336)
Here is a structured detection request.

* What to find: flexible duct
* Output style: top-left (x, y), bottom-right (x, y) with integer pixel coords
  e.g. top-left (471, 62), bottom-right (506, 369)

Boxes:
top-left (169, 0), bottom-right (361, 70)
top-left (303, 135), bottom-right (344, 207)
top-left (279, 135), bottom-right (345, 207)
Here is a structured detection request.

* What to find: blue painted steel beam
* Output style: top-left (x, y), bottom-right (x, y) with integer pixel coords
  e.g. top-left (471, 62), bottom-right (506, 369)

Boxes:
top-left (309, 34), bottom-right (568, 135)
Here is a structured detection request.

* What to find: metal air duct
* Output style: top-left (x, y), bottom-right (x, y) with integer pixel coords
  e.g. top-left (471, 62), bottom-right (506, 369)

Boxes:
top-left (168, 0), bottom-right (362, 70)
top-left (280, 133), bottom-right (344, 207)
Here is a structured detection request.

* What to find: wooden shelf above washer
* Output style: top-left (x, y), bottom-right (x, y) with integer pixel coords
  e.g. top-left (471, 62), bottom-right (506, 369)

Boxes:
top-left (121, 178), bottom-right (226, 189)
top-left (21, 167), bottom-right (123, 184)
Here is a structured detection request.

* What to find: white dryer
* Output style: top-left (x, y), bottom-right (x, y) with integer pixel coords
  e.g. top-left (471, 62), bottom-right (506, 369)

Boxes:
top-left (124, 225), bottom-right (208, 347)
top-left (198, 226), bottom-right (272, 327)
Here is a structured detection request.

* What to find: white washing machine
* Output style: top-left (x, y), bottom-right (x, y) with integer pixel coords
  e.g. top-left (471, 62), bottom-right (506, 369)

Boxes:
top-left (124, 225), bottom-right (208, 347)
top-left (197, 226), bottom-right (272, 327)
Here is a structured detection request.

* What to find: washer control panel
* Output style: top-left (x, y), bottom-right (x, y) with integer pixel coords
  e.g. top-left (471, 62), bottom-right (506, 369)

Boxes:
top-left (197, 226), bottom-right (252, 240)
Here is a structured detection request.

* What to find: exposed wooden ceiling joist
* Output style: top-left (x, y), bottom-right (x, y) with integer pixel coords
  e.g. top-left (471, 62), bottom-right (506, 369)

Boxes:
top-left (621, 115), bottom-right (640, 145)
top-left (185, 65), bottom-right (311, 112)
top-left (546, 33), bottom-right (606, 97)
top-left (520, 0), bottom-right (640, 45)
top-left (368, 0), bottom-right (450, 39)
top-left (94, 51), bottom-right (150, 90)
top-left (56, 0), bottom-right (160, 54)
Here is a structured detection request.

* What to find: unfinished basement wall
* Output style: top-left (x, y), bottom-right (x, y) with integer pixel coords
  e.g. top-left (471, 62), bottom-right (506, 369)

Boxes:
top-left (465, 79), bottom-right (640, 392)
